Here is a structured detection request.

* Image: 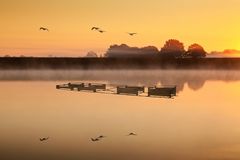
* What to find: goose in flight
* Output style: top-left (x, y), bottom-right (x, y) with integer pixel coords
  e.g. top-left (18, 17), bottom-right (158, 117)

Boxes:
top-left (91, 27), bottom-right (100, 30)
top-left (40, 27), bottom-right (49, 31)
top-left (127, 132), bottom-right (137, 136)
top-left (127, 32), bottom-right (137, 36)
top-left (97, 135), bottom-right (106, 139)
top-left (98, 30), bottom-right (106, 33)
top-left (91, 138), bottom-right (100, 142)
top-left (40, 137), bottom-right (49, 141)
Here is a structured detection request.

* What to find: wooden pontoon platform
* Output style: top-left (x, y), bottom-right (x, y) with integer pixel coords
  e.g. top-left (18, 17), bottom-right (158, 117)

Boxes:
top-left (148, 86), bottom-right (176, 98)
top-left (56, 82), bottom-right (177, 98)
top-left (117, 86), bottom-right (145, 96)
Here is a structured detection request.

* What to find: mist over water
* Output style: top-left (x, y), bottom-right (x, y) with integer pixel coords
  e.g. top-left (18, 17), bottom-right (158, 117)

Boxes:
top-left (1, 70), bottom-right (240, 160)
top-left (1, 70), bottom-right (240, 92)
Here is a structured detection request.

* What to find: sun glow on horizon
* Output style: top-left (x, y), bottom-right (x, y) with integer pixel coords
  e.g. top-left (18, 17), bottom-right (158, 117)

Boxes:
top-left (0, 0), bottom-right (240, 56)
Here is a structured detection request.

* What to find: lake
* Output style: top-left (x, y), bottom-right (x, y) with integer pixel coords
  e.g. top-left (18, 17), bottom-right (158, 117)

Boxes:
top-left (0, 70), bottom-right (240, 160)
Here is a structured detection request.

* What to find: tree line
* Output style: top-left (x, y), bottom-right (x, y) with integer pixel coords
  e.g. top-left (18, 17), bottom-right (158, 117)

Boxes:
top-left (104, 39), bottom-right (206, 58)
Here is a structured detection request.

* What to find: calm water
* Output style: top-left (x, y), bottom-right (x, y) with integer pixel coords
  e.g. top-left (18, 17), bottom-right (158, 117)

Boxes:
top-left (1, 70), bottom-right (240, 160)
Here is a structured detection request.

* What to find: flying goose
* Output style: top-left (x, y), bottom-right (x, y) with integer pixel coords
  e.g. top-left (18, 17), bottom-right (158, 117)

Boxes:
top-left (127, 132), bottom-right (137, 136)
top-left (40, 137), bottom-right (49, 141)
top-left (91, 27), bottom-right (100, 30)
top-left (91, 138), bottom-right (100, 142)
top-left (40, 27), bottom-right (49, 31)
top-left (127, 32), bottom-right (137, 36)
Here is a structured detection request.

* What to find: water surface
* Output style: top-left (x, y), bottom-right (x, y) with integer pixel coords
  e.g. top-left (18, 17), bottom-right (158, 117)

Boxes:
top-left (1, 70), bottom-right (240, 160)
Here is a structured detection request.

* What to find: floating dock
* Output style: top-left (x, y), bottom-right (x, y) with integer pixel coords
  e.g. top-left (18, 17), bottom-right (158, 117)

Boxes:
top-left (117, 86), bottom-right (145, 96)
top-left (56, 82), bottom-right (177, 98)
top-left (148, 86), bottom-right (176, 98)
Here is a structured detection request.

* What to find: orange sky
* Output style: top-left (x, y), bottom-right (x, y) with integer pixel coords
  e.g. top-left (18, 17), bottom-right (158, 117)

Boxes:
top-left (0, 0), bottom-right (240, 57)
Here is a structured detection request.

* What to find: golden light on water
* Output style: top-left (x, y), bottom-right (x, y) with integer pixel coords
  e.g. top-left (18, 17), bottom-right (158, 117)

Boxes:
top-left (1, 70), bottom-right (240, 159)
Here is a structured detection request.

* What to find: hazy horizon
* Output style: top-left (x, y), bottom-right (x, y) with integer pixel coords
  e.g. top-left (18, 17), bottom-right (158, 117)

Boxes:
top-left (1, 44), bottom-right (240, 58)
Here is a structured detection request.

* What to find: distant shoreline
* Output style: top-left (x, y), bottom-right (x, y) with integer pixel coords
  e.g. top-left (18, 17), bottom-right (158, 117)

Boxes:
top-left (1, 57), bottom-right (240, 70)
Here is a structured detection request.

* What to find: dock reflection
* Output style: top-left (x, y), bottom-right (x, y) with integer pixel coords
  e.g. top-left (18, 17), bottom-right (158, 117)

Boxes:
top-left (0, 70), bottom-right (240, 92)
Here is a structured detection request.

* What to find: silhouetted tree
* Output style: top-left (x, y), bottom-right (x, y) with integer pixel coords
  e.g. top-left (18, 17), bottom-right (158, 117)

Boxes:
top-left (105, 44), bottom-right (133, 57)
top-left (187, 80), bottom-right (205, 91)
top-left (140, 46), bottom-right (159, 56)
top-left (86, 51), bottom-right (98, 58)
top-left (160, 39), bottom-right (185, 58)
top-left (187, 43), bottom-right (206, 58)
top-left (105, 44), bottom-right (158, 57)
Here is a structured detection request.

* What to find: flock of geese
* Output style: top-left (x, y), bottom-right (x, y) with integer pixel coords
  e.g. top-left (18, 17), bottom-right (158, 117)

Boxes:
top-left (39, 132), bottom-right (137, 142)
top-left (39, 26), bottom-right (137, 143)
top-left (39, 26), bottom-right (137, 36)
top-left (39, 26), bottom-right (136, 142)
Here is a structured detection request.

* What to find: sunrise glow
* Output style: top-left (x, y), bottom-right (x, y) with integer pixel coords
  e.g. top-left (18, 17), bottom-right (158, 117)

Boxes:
top-left (1, 0), bottom-right (240, 56)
